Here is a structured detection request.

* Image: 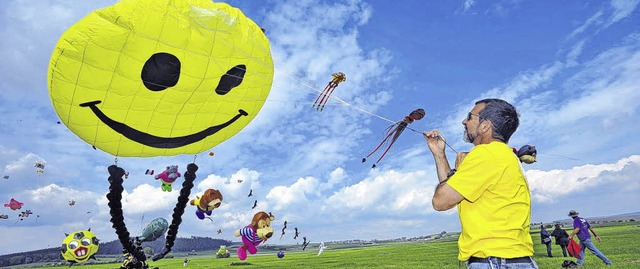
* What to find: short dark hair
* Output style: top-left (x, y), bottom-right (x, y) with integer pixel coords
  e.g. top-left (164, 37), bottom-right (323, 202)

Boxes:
top-left (475, 98), bottom-right (519, 143)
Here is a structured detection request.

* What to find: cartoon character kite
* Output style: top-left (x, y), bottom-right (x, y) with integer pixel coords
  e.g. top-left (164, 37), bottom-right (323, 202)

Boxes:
top-left (362, 108), bottom-right (425, 168)
top-left (513, 145), bottom-right (537, 164)
top-left (154, 165), bottom-right (181, 192)
top-left (4, 198), bottom-right (24, 210)
top-left (190, 189), bottom-right (223, 220)
top-left (60, 229), bottom-right (100, 265)
top-left (235, 212), bottom-right (275, 260)
top-left (312, 72), bottom-right (346, 112)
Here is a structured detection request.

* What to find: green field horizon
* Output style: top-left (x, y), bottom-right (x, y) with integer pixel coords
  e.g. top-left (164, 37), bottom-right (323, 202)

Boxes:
top-left (10, 222), bottom-right (640, 269)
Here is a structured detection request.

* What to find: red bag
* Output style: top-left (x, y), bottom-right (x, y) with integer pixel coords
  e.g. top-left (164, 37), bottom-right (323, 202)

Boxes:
top-left (567, 238), bottom-right (582, 258)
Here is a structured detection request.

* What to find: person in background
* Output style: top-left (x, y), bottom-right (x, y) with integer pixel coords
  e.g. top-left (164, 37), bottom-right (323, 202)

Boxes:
top-left (424, 99), bottom-right (537, 269)
top-left (551, 223), bottom-right (570, 257)
top-left (568, 210), bottom-right (612, 266)
top-left (540, 225), bottom-right (553, 257)
top-left (183, 257), bottom-right (188, 267)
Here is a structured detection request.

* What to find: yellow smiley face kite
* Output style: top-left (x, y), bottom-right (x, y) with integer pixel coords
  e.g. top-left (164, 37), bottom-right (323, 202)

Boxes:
top-left (48, 0), bottom-right (273, 157)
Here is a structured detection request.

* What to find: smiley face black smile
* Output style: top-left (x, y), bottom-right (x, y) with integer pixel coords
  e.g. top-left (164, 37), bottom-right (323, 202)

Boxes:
top-left (80, 100), bottom-right (248, 149)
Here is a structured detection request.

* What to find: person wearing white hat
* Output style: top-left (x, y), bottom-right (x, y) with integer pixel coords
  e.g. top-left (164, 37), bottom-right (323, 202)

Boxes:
top-left (568, 210), bottom-right (612, 265)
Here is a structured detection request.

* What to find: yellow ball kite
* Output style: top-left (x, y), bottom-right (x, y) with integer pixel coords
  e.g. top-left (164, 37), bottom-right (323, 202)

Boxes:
top-left (60, 229), bottom-right (100, 264)
top-left (48, 0), bottom-right (274, 157)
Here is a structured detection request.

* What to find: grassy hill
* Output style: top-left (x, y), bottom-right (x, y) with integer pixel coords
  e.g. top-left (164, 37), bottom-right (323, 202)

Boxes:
top-left (8, 222), bottom-right (640, 269)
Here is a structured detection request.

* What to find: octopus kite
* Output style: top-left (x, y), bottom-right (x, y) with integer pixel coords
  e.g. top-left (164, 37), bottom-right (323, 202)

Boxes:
top-left (362, 108), bottom-right (425, 168)
top-left (312, 72), bottom-right (346, 112)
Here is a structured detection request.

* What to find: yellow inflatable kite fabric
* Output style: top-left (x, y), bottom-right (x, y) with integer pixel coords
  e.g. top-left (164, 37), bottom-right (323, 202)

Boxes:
top-left (48, 0), bottom-right (274, 157)
top-left (60, 229), bottom-right (100, 264)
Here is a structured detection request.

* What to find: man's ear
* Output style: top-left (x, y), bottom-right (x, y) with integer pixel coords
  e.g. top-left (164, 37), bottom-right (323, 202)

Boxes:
top-left (479, 119), bottom-right (493, 134)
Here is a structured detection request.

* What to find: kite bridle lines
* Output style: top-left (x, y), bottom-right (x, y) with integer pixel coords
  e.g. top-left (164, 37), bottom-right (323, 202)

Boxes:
top-left (106, 163), bottom-right (199, 269)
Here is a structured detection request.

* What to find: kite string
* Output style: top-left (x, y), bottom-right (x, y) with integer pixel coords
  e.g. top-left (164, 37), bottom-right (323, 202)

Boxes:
top-left (279, 69), bottom-right (459, 154)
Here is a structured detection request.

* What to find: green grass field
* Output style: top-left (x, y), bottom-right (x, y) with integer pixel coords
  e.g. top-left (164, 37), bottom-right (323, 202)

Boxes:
top-left (20, 223), bottom-right (640, 269)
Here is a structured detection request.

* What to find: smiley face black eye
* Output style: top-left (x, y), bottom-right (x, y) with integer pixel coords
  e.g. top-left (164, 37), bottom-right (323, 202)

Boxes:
top-left (216, 65), bottom-right (246, 95)
top-left (141, 52), bottom-right (181, 91)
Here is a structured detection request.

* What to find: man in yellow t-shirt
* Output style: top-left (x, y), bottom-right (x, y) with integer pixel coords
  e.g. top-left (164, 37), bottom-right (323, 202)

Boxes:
top-left (423, 99), bottom-right (537, 269)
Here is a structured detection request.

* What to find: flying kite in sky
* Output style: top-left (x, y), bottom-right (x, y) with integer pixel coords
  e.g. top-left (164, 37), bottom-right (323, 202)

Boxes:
top-left (190, 189), bottom-right (223, 220)
top-left (294, 227), bottom-right (300, 239)
top-left (0, 215), bottom-right (8, 219)
top-left (34, 161), bottom-right (45, 174)
top-left (18, 210), bottom-right (33, 220)
top-left (4, 198), bottom-right (23, 210)
top-left (2, 175), bottom-right (9, 179)
top-left (302, 237), bottom-right (310, 250)
top-left (139, 218), bottom-right (169, 242)
top-left (217, 229), bottom-right (222, 235)
top-left (248, 189), bottom-right (253, 197)
top-left (280, 220), bottom-right (288, 239)
top-left (362, 108), bottom-right (425, 168)
top-left (514, 145), bottom-right (537, 164)
top-left (235, 212), bottom-right (275, 260)
top-left (60, 229), bottom-right (100, 265)
top-left (312, 72), bottom-right (346, 112)
top-left (252, 200), bottom-right (258, 210)
top-left (47, 0), bottom-right (274, 266)
top-left (154, 165), bottom-right (181, 192)
top-left (68, 200), bottom-right (76, 206)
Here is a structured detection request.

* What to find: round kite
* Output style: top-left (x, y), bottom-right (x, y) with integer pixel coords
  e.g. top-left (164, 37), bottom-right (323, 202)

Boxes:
top-left (48, 0), bottom-right (274, 157)
top-left (60, 229), bottom-right (100, 264)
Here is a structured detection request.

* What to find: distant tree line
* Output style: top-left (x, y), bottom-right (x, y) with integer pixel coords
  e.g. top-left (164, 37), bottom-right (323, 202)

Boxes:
top-left (0, 236), bottom-right (233, 267)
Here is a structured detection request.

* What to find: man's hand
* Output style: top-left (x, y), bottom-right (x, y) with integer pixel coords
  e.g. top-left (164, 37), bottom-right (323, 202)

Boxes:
top-left (595, 236), bottom-right (601, 242)
top-left (423, 130), bottom-right (445, 156)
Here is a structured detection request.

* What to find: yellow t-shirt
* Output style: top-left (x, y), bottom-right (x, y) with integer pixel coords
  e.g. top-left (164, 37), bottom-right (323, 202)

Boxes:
top-left (447, 142), bottom-right (533, 261)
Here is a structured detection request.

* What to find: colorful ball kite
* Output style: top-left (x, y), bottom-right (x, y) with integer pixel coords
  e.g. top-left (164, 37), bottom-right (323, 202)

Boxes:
top-left (60, 229), bottom-right (100, 264)
top-left (48, 0), bottom-right (274, 157)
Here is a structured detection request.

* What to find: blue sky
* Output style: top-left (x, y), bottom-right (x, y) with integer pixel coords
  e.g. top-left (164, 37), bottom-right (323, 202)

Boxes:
top-left (1, 0), bottom-right (639, 255)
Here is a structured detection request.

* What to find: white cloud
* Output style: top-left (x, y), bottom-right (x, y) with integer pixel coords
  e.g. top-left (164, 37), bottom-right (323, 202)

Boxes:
top-left (608, 0), bottom-right (640, 25)
top-left (266, 176), bottom-right (320, 211)
top-left (527, 155), bottom-right (640, 203)
top-left (326, 170), bottom-right (434, 213)
top-left (463, 0), bottom-right (477, 13)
